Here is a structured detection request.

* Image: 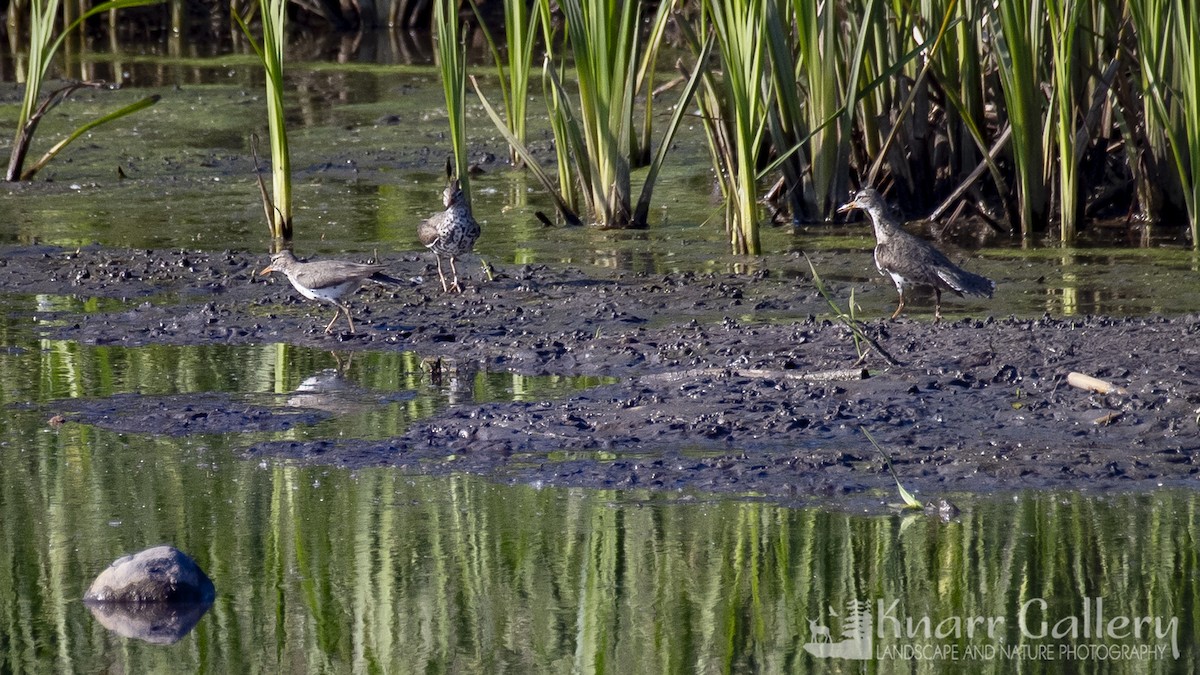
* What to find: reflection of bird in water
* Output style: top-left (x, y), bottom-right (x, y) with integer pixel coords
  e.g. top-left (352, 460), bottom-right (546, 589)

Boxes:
top-left (838, 188), bottom-right (994, 322)
top-left (286, 360), bottom-right (414, 416)
top-left (261, 249), bottom-right (403, 334)
top-left (286, 369), bottom-right (373, 416)
top-left (418, 167), bottom-right (481, 294)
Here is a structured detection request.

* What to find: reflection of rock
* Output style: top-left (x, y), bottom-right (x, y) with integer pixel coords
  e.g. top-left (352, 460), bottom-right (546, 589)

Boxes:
top-left (84, 599), bottom-right (212, 645)
top-left (83, 545), bottom-right (216, 643)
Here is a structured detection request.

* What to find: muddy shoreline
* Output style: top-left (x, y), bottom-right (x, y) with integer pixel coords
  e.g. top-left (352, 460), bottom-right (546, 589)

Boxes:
top-left (8, 244), bottom-right (1200, 502)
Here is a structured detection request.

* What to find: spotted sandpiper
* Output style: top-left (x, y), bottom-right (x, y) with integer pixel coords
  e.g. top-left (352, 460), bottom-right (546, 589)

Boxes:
top-left (838, 188), bottom-right (994, 322)
top-left (418, 174), bottom-right (480, 294)
top-left (260, 249), bottom-right (402, 334)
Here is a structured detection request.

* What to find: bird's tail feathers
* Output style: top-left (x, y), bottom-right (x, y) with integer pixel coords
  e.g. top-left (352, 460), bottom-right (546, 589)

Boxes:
top-left (369, 271), bottom-right (407, 286)
top-left (936, 268), bottom-right (994, 298)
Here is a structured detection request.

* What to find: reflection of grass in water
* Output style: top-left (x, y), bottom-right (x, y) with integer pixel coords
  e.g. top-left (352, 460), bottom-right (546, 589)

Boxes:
top-left (473, 372), bottom-right (618, 404)
top-left (9, 338), bottom-right (619, 444)
top-left (2, 439), bottom-right (1195, 670)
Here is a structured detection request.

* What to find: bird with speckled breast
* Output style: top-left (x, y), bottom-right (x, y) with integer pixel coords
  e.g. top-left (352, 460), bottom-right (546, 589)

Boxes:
top-left (838, 188), bottom-right (994, 322)
top-left (261, 249), bottom-right (402, 334)
top-left (418, 169), bottom-right (480, 294)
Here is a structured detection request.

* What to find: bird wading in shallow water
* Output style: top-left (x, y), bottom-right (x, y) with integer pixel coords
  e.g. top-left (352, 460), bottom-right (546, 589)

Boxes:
top-left (838, 188), bottom-right (994, 322)
top-left (261, 249), bottom-right (402, 334)
top-left (418, 168), bottom-right (480, 294)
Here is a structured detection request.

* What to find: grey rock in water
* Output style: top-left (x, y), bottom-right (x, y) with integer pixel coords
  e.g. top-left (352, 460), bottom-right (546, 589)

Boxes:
top-left (83, 545), bottom-right (216, 643)
top-left (84, 545), bottom-right (216, 604)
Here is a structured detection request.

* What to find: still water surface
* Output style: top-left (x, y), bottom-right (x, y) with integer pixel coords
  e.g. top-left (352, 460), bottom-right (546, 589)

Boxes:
top-left (0, 335), bottom-right (1195, 672)
top-left (2, 435), bottom-right (1195, 672)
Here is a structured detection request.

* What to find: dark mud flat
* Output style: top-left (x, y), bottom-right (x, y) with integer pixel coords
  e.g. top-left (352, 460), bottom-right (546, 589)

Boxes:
top-left (9, 245), bottom-right (1200, 501)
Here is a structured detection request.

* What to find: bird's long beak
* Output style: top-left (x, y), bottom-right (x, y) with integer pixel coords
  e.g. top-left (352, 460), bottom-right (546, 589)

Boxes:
top-left (837, 200), bottom-right (860, 214)
top-left (260, 266), bottom-right (275, 276)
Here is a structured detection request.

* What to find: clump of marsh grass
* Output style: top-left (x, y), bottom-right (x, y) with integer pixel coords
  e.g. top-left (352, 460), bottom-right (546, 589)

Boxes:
top-left (689, 0), bottom-right (770, 254)
top-left (473, 0), bottom-right (703, 229)
top-left (6, 0), bottom-right (163, 182)
top-left (1128, 0), bottom-right (1200, 245)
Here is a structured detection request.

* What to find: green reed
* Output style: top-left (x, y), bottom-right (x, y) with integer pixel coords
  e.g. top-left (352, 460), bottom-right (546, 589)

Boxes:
top-left (235, 0), bottom-right (292, 241)
top-left (786, 0), bottom-right (851, 220)
top-left (19, 0), bottom-right (1194, 249)
top-left (556, 0), bottom-right (637, 227)
top-left (5, 0), bottom-right (162, 182)
top-left (711, 0), bottom-right (1192, 246)
top-left (434, 0), bottom-right (470, 197)
top-left (1125, 0), bottom-right (1175, 224)
top-left (1171, 0), bottom-right (1200, 242)
top-left (471, 0), bottom-right (541, 169)
top-left (475, 0), bottom-right (696, 229)
top-left (1046, 1), bottom-right (1084, 242)
top-left (692, 0), bottom-right (769, 254)
top-left (1130, 0), bottom-right (1200, 244)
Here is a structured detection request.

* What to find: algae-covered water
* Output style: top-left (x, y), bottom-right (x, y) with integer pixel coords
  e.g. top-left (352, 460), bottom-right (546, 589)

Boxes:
top-left (2, 34), bottom-right (1199, 672)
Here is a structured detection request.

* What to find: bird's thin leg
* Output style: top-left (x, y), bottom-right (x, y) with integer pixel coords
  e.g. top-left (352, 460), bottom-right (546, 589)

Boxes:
top-left (890, 290), bottom-right (905, 320)
top-left (933, 289), bottom-right (943, 324)
top-left (341, 303), bottom-right (356, 334)
top-left (324, 307), bottom-right (341, 334)
top-left (448, 256), bottom-right (463, 293)
top-left (434, 255), bottom-right (450, 293)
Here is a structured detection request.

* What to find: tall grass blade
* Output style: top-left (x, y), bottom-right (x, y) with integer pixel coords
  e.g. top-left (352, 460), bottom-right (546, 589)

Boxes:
top-left (557, 0), bottom-right (636, 227)
top-left (865, 8), bottom-right (960, 188)
top-left (471, 75), bottom-right (583, 225)
top-left (468, 0), bottom-right (540, 169)
top-left (1125, 0), bottom-right (1176, 225)
top-left (698, 0), bottom-right (770, 254)
top-left (434, 0), bottom-right (470, 198)
top-left (633, 42), bottom-right (710, 226)
top-left (988, 0), bottom-right (1048, 239)
top-left (1046, 0), bottom-right (1087, 242)
top-left (861, 426), bottom-right (922, 510)
top-left (1173, 0), bottom-right (1200, 242)
top-left (631, 0), bottom-right (675, 168)
top-left (534, 0), bottom-right (581, 212)
top-left (474, 0), bottom-right (686, 228)
top-left (804, 253), bottom-right (900, 366)
top-left (789, 0), bottom-right (851, 219)
top-left (20, 94), bottom-right (160, 181)
top-left (234, 0), bottom-right (292, 240)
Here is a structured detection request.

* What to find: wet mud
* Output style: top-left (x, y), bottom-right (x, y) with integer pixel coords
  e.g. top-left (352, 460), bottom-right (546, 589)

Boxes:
top-left (9, 244), bottom-right (1200, 502)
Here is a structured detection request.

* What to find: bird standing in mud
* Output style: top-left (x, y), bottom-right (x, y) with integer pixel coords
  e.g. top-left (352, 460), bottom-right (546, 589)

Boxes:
top-left (418, 168), bottom-right (480, 294)
top-left (838, 188), bottom-right (994, 322)
top-left (261, 249), bottom-right (401, 334)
